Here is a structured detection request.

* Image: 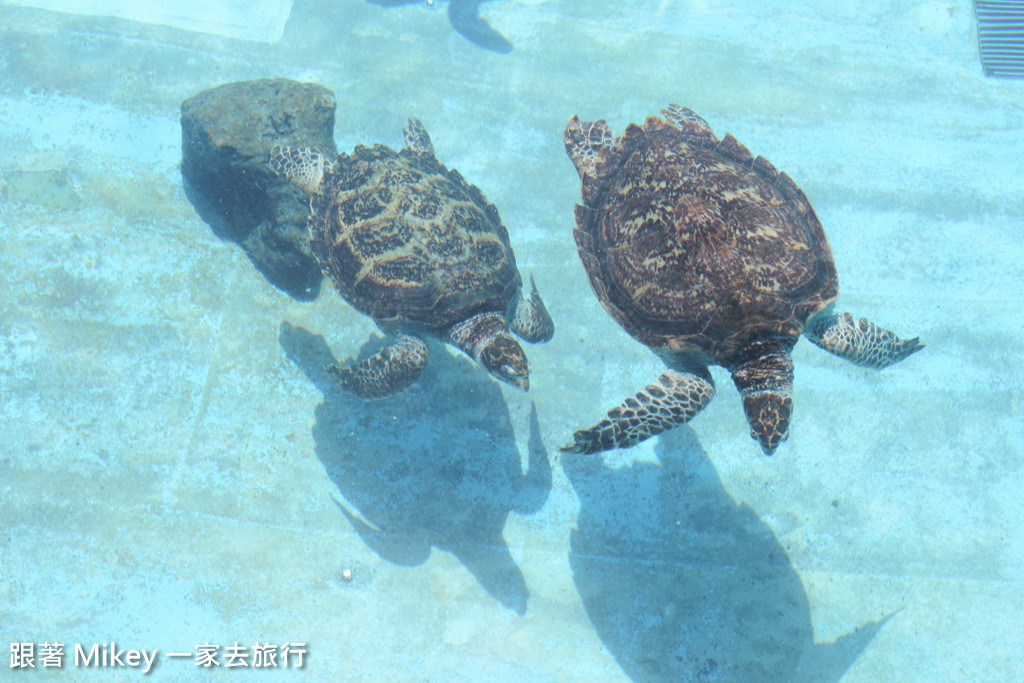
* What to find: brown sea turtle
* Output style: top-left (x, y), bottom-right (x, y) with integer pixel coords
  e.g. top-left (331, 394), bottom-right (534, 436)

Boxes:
top-left (562, 104), bottom-right (922, 455)
top-left (271, 118), bottom-right (553, 398)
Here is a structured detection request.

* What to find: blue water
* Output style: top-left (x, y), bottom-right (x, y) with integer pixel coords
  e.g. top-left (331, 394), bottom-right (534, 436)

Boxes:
top-left (1, 1), bottom-right (1022, 681)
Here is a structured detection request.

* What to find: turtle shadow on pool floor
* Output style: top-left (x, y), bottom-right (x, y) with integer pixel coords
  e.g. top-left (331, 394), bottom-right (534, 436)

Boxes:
top-left (366, 0), bottom-right (514, 54)
top-left (562, 427), bottom-right (893, 682)
top-left (279, 321), bottom-right (550, 615)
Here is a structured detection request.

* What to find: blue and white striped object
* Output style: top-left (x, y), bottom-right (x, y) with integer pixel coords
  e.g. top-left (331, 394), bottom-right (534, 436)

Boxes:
top-left (975, 1), bottom-right (1024, 77)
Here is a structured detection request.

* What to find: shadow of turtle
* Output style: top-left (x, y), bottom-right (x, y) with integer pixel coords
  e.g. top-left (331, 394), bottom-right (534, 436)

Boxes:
top-left (279, 322), bottom-right (550, 614)
top-left (367, 0), bottom-right (514, 54)
top-left (561, 426), bottom-right (892, 682)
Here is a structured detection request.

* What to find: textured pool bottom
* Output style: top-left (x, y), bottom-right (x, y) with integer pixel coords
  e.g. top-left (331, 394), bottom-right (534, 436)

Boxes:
top-left (2, 0), bottom-right (1023, 680)
top-left (2, 0), bottom-right (293, 42)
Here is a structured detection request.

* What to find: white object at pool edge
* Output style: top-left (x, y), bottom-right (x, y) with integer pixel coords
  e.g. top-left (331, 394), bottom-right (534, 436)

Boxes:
top-left (4, 0), bottom-right (295, 43)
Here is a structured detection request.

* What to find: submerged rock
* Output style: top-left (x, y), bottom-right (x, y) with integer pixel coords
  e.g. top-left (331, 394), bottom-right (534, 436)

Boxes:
top-left (181, 78), bottom-right (338, 301)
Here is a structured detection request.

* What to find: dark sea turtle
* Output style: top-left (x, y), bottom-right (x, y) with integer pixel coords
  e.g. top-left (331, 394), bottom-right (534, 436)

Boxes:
top-left (562, 105), bottom-right (923, 455)
top-left (367, 0), bottom-right (513, 53)
top-left (271, 118), bottom-right (552, 398)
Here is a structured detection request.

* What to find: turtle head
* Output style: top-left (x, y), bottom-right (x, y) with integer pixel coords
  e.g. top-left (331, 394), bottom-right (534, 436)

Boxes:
top-left (448, 312), bottom-right (531, 392)
top-left (741, 392), bottom-right (792, 455)
top-left (729, 339), bottom-right (796, 456)
top-left (480, 336), bottom-right (531, 391)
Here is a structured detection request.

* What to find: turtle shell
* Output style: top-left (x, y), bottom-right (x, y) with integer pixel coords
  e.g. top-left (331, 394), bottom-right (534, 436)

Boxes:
top-left (309, 143), bottom-right (521, 330)
top-left (573, 109), bottom-right (838, 363)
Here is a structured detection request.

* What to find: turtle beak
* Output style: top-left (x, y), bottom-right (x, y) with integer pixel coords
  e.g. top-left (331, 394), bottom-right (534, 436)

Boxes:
top-left (502, 366), bottom-right (529, 392)
top-left (480, 336), bottom-right (531, 391)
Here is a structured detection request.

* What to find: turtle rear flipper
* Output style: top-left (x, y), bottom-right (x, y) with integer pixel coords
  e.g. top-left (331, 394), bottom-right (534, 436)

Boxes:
top-left (509, 274), bottom-right (554, 343)
top-left (659, 104), bottom-right (720, 145)
top-left (402, 118), bottom-right (436, 156)
top-left (563, 115), bottom-right (617, 181)
top-left (270, 145), bottom-right (329, 194)
top-left (561, 367), bottom-right (716, 455)
top-left (805, 311), bottom-right (924, 370)
top-left (326, 334), bottom-right (429, 398)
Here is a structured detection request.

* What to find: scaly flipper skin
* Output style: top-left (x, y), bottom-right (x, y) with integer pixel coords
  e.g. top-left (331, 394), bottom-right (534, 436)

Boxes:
top-left (402, 117), bottom-right (435, 155)
top-left (269, 145), bottom-right (329, 195)
top-left (563, 115), bottom-right (617, 180)
top-left (660, 103), bottom-right (709, 131)
top-left (804, 311), bottom-right (924, 370)
top-left (326, 334), bottom-right (429, 398)
top-left (508, 275), bottom-right (554, 343)
top-left (561, 367), bottom-right (716, 455)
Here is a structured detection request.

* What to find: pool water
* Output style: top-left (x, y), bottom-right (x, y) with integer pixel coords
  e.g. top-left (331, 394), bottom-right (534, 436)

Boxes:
top-left (1, 1), bottom-right (1022, 680)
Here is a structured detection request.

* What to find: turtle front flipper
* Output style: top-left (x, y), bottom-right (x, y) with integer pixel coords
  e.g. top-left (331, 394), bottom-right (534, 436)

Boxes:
top-left (561, 367), bottom-right (716, 455)
top-left (270, 145), bottom-right (329, 194)
top-left (805, 311), bottom-right (924, 370)
top-left (508, 274), bottom-right (554, 343)
top-left (325, 334), bottom-right (429, 399)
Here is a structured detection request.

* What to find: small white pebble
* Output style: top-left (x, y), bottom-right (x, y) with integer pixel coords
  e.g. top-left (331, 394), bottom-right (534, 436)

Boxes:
top-left (341, 568), bottom-right (353, 581)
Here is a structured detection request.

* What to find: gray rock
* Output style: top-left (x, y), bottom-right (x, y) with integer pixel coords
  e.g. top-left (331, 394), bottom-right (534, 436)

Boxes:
top-left (181, 78), bottom-right (338, 301)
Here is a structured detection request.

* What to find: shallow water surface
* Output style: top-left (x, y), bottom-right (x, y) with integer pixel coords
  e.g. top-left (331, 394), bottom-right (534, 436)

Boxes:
top-left (1, 1), bottom-right (1022, 680)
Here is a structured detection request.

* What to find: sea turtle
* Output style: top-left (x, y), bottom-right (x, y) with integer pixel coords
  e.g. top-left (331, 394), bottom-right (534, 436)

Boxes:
top-left (562, 104), bottom-right (923, 455)
top-left (271, 118), bottom-right (553, 398)
top-left (367, 0), bottom-right (513, 54)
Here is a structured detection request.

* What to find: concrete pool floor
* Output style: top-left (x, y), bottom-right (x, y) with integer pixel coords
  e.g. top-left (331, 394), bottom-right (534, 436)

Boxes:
top-left (2, 0), bottom-right (1023, 680)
